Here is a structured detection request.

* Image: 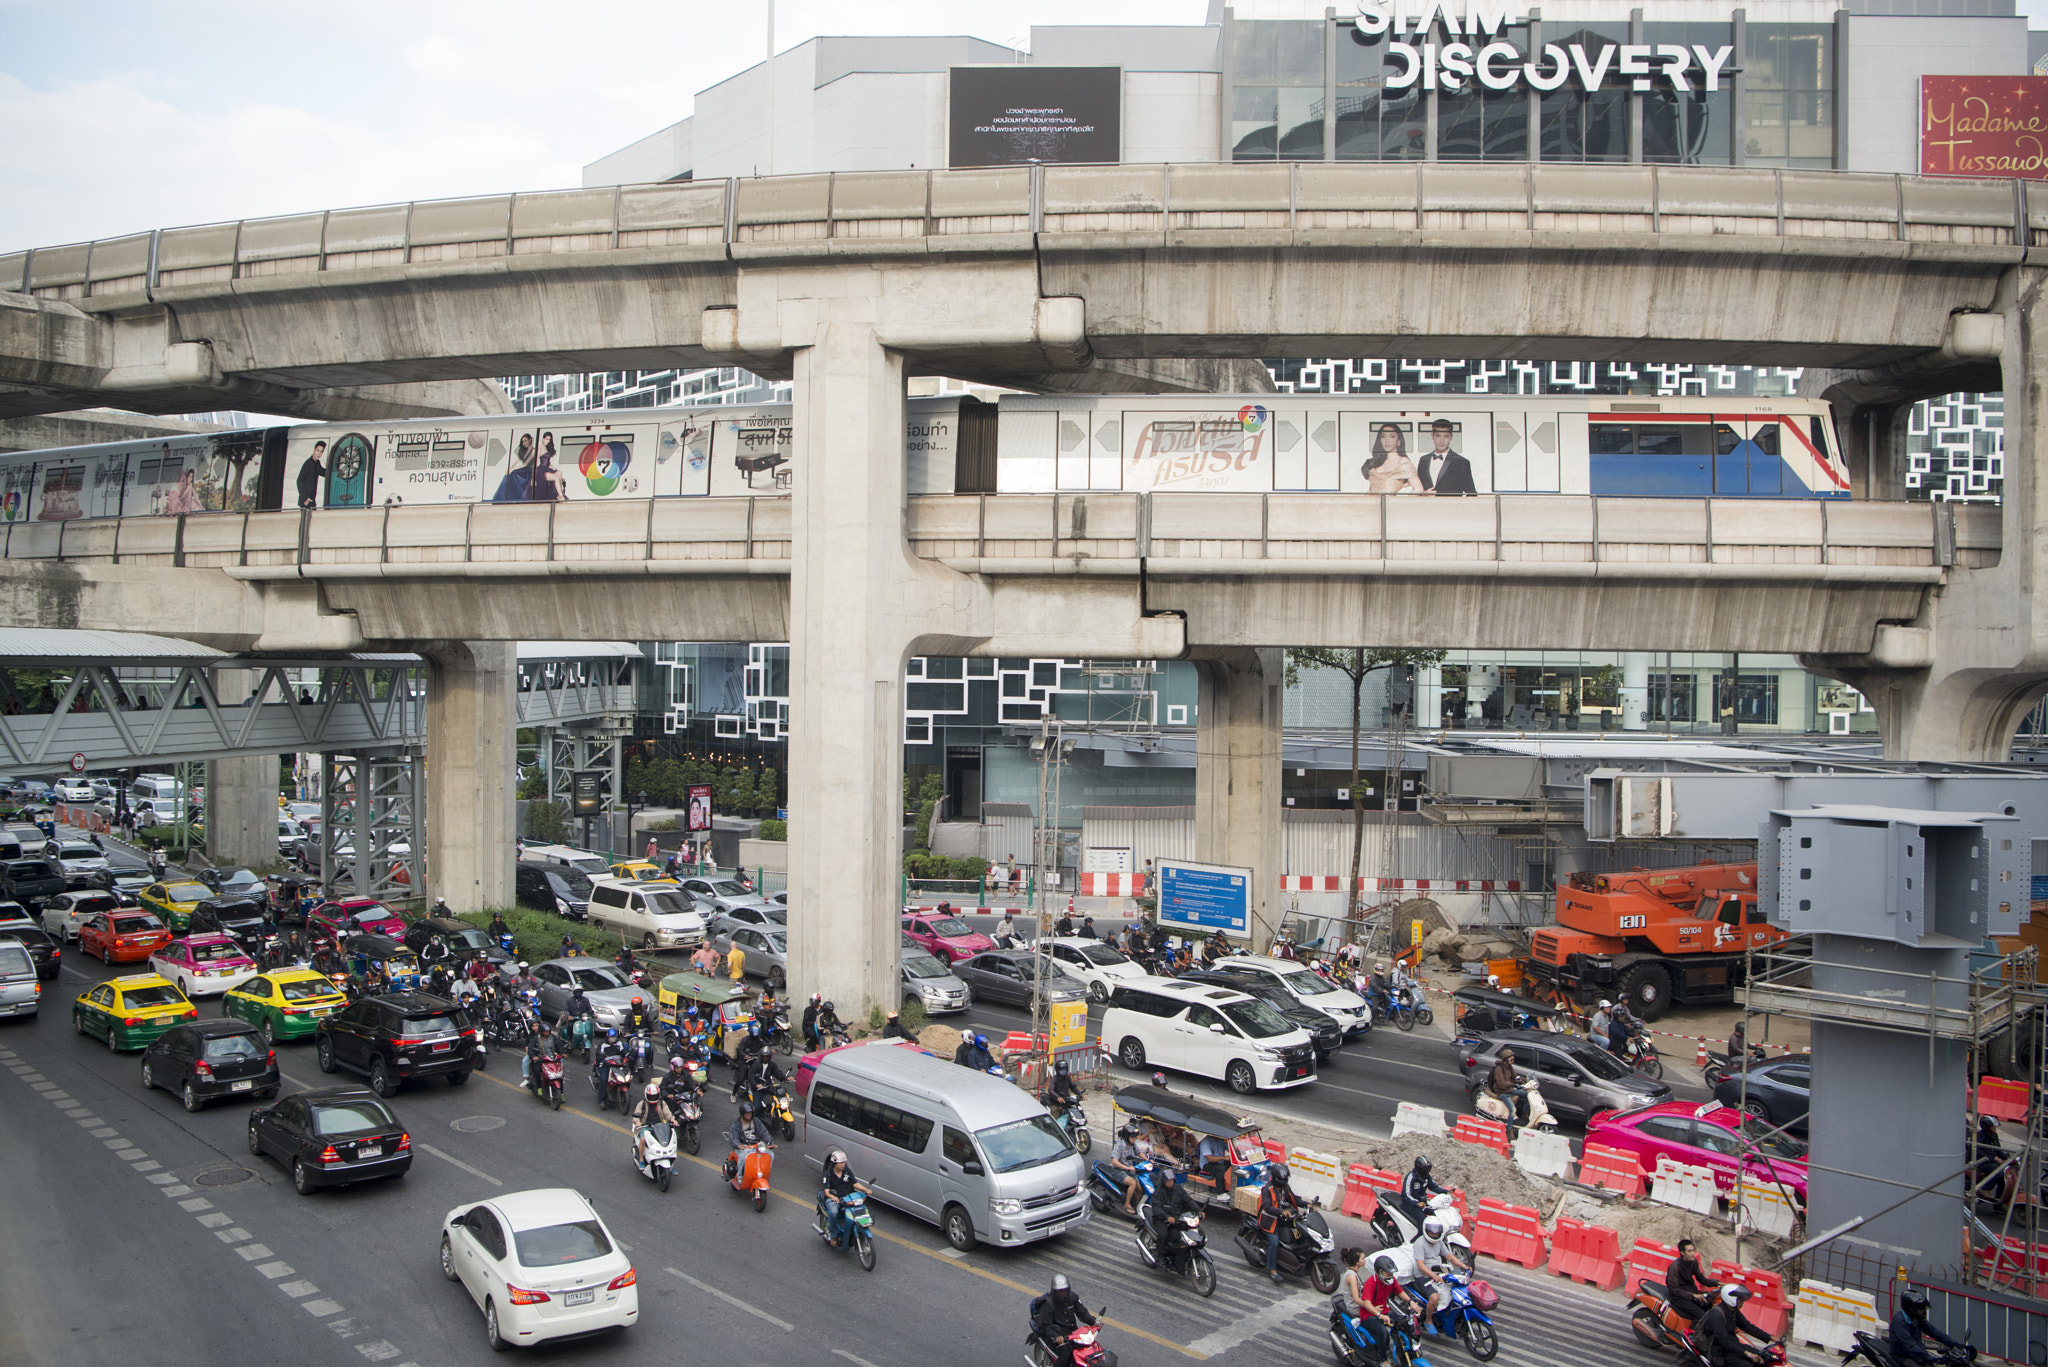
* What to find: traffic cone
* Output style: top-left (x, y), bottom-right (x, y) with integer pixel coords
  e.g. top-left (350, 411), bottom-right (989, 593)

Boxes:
top-left (1694, 1039), bottom-right (1709, 1068)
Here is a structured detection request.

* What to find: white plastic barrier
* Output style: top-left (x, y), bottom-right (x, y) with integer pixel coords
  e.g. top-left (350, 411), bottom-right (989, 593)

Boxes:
top-left (1512, 1129), bottom-right (1575, 1180)
top-left (1392, 1101), bottom-right (1449, 1140)
top-left (1650, 1158), bottom-right (1718, 1215)
top-left (1792, 1279), bottom-right (1881, 1354)
top-left (1289, 1147), bottom-right (1343, 1209)
top-left (1734, 1178), bottom-right (1798, 1239)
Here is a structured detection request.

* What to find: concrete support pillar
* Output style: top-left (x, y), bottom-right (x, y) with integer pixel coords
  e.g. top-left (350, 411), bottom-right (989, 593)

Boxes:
top-left (1620, 652), bottom-right (1650, 731)
top-left (421, 641), bottom-right (516, 913)
top-left (204, 669), bottom-right (281, 870)
top-left (1191, 648), bottom-right (1285, 949)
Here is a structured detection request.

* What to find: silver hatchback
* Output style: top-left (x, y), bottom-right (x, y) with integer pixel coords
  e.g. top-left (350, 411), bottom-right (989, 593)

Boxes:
top-left (0, 937), bottom-right (40, 1019)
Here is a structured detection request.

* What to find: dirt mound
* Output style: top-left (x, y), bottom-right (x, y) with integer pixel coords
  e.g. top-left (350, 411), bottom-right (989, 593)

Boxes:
top-left (1349, 1131), bottom-right (1546, 1203)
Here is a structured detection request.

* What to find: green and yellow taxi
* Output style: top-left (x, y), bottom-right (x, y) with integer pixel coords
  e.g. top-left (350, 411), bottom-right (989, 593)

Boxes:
top-left (221, 967), bottom-right (350, 1043)
top-left (71, 973), bottom-right (198, 1050)
top-left (138, 880), bottom-right (213, 932)
top-left (609, 860), bottom-right (677, 885)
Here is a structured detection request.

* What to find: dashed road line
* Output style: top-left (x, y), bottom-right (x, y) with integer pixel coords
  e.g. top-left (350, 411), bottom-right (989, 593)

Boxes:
top-left (664, 1267), bottom-right (794, 1330)
top-left (416, 1140), bottom-right (500, 1185)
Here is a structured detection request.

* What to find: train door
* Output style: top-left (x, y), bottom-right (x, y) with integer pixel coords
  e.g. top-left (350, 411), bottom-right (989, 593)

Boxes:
top-left (1057, 407), bottom-right (1119, 490)
top-left (1529, 411), bottom-right (1565, 491)
top-left (1270, 410), bottom-right (1332, 491)
top-left (1492, 414), bottom-right (1530, 491)
top-left (1712, 419), bottom-right (1783, 496)
top-left (1091, 412), bottom-right (1123, 489)
top-left (1588, 416), bottom-right (1711, 496)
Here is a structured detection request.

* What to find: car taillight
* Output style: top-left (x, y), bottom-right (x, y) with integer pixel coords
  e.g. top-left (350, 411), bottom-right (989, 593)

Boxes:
top-left (1464, 1056), bottom-right (1477, 1069)
top-left (396, 1133), bottom-right (411, 1152)
top-left (506, 1286), bottom-right (550, 1305)
top-left (318, 1145), bottom-right (340, 1164)
top-left (193, 1060), bottom-right (212, 1077)
top-left (264, 1049), bottom-right (276, 1066)
top-left (124, 1017), bottom-right (141, 1026)
top-left (608, 1268), bottom-right (636, 1290)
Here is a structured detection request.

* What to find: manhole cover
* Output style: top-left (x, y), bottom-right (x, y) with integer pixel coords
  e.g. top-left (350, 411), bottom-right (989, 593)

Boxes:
top-left (451, 1116), bottom-right (505, 1133)
top-left (195, 1166), bottom-right (255, 1187)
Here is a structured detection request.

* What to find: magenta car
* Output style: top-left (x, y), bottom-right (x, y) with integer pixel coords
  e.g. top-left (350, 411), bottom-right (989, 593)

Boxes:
top-left (309, 899), bottom-right (407, 942)
top-left (1586, 1100), bottom-right (1808, 1203)
top-left (901, 912), bottom-right (993, 965)
top-left (149, 932), bottom-right (259, 998)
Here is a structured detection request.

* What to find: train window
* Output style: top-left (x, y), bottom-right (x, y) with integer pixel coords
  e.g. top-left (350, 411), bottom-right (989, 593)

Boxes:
top-left (1714, 424), bottom-right (1741, 456)
top-left (1590, 425), bottom-right (1632, 455)
top-left (1809, 417), bottom-right (1830, 461)
top-left (1632, 425), bottom-right (1713, 457)
top-left (1753, 424), bottom-right (1779, 457)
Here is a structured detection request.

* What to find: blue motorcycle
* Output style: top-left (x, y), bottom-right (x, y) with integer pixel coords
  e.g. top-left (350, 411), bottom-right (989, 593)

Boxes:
top-left (1087, 1157), bottom-right (1163, 1222)
top-left (814, 1187), bottom-right (877, 1271)
top-left (1331, 1306), bottom-right (1438, 1367)
top-left (1427, 1269), bottom-right (1499, 1361)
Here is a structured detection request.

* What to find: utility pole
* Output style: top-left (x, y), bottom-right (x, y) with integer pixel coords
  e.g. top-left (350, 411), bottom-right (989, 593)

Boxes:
top-left (1029, 717), bottom-right (1067, 1079)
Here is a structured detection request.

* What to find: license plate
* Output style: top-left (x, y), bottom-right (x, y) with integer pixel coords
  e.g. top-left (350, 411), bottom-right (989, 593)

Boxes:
top-left (564, 1289), bottom-right (595, 1306)
top-left (1040, 1221), bottom-right (1067, 1237)
top-left (231, 1080), bottom-right (252, 1092)
top-left (432, 1041), bottom-right (451, 1052)
top-left (358, 1144), bottom-right (381, 1158)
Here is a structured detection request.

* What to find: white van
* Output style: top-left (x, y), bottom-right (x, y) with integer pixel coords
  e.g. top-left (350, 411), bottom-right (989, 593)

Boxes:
top-left (130, 774), bottom-right (183, 804)
top-left (519, 844), bottom-right (612, 878)
top-left (804, 1044), bottom-right (1089, 1251)
top-left (586, 878), bottom-right (706, 950)
top-left (1100, 976), bottom-right (1318, 1094)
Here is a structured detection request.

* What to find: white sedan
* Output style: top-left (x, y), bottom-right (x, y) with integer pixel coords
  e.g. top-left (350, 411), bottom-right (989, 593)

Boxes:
top-left (1041, 935), bottom-right (1148, 1002)
top-left (440, 1188), bottom-right (637, 1351)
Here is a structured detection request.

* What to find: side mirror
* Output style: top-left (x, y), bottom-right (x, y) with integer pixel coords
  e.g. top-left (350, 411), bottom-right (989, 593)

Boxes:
top-left (1570, 1074), bottom-right (1586, 1085)
top-left (962, 1161), bottom-right (984, 1176)
top-left (1209, 1022), bottom-right (1226, 1033)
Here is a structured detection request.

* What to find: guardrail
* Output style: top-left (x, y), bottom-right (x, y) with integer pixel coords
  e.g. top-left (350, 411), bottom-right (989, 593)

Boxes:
top-left (8, 162), bottom-right (2042, 300)
top-left (0, 493), bottom-right (1997, 578)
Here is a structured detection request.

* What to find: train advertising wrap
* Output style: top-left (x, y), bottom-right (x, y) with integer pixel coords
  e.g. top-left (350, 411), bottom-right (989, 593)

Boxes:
top-left (1123, 407), bottom-right (1276, 493)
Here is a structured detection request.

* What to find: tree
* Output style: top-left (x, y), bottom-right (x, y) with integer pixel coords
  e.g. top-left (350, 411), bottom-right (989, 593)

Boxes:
top-left (1283, 648), bottom-right (1448, 932)
top-left (756, 766), bottom-right (779, 815)
top-left (527, 799), bottom-right (570, 844)
top-left (912, 773), bottom-right (945, 850)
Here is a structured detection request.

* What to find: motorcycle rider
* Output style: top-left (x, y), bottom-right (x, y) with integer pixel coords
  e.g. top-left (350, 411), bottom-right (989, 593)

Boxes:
top-left (815, 998), bottom-right (844, 1045)
top-left (1606, 1000), bottom-right (1640, 1057)
top-left (955, 1032), bottom-right (997, 1072)
top-left (1401, 1155), bottom-right (1451, 1229)
top-left (507, 960), bottom-right (538, 995)
top-left (1486, 1047), bottom-right (1532, 1129)
top-left (802, 992), bottom-right (823, 1049)
top-left (819, 1147), bottom-right (871, 1248)
top-left (629, 1081), bottom-right (677, 1167)
top-left (724, 1099), bottom-right (772, 1180)
top-left (1258, 1162), bottom-right (1304, 1284)
top-left (881, 1010), bottom-right (914, 1040)
top-left (1359, 1252), bottom-right (1425, 1341)
top-left (1406, 1215), bottom-right (1467, 1322)
top-left (1029, 1274), bottom-right (1099, 1367)
top-left (1108, 1124), bottom-right (1152, 1217)
top-left (1890, 1286), bottom-right (1967, 1365)
top-left (1143, 1168), bottom-right (1203, 1259)
top-left (521, 1023), bottom-right (551, 1089)
top-left (1666, 1238), bottom-right (1722, 1323)
top-left (994, 911), bottom-right (1018, 947)
top-left (614, 943), bottom-right (639, 978)
top-left (1695, 1284), bottom-right (1775, 1367)
top-left (486, 910), bottom-right (512, 943)
top-left (591, 1027), bottom-right (629, 1098)
top-left (1727, 1018), bottom-right (1751, 1066)
top-left (1589, 999), bottom-right (1615, 1045)
top-left (658, 1053), bottom-right (696, 1107)
top-left (1203, 931), bottom-right (1230, 966)
top-left (623, 993), bottom-right (655, 1035)
top-left (1045, 1057), bottom-right (1084, 1111)
top-left (1971, 1115), bottom-right (2007, 1201)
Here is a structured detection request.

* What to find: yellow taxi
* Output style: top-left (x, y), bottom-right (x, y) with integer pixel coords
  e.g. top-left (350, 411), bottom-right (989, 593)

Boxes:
top-left (221, 968), bottom-right (350, 1044)
top-left (138, 880), bottom-right (213, 932)
top-left (608, 861), bottom-right (677, 885)
top-left (72, 973), bottom-right (198, 1051)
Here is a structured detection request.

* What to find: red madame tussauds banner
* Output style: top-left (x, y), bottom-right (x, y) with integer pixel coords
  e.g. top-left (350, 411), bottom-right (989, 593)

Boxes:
top-left (1922, 75), bottom-right (2048, 179)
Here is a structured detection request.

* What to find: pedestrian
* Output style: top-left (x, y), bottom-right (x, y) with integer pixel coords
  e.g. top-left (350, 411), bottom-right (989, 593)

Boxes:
top-left (726, 938), bottom-right (747, 981)
top-left (645, 836), bottom-right (658, 862)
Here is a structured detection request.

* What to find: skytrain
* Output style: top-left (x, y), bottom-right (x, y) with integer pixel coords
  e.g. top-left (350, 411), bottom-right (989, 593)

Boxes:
top-left (0, 391), bottom-right (1846, 524)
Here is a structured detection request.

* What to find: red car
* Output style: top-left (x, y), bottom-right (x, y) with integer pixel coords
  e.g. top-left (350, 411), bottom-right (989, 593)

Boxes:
top-left (78, 910), bottom-right (173, 964)
top-left (308, 899), bottom-right (407, 942)
top-left (901, 911), bottom-right (993, 965)
top-left (1586, 1100), bottom-right (1808, 1202)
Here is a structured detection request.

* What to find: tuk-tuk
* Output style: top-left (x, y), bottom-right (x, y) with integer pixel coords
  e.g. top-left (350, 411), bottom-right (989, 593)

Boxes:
top-left (656, 972), bottom-right (757, 1061)
top-left (1109, 1084), bottom-right (1272, 1211)
top-left (266, 876), bottom-right (318, 924)
top-left (1450, 984), bottom-right (1568, 1037)
top-left (344, 933), bottom-right (421, 992)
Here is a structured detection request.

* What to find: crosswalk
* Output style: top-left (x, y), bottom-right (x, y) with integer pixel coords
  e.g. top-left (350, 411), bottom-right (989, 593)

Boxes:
top-left (969, 1208), bottom-right (1832, 1367)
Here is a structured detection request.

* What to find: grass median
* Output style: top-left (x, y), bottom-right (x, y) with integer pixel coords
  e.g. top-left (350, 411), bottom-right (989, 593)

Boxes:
top-left (455, 905), bottom-right (627, 964)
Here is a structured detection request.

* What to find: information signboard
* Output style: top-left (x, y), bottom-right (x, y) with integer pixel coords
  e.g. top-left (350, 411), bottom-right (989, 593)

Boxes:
top-left (1155, 859), bottom-right (1252, 936)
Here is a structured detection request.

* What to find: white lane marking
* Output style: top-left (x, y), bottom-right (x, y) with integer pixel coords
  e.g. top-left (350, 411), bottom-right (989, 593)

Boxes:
top-left (256, 1261), bottom-right (296, 1279)
top-left (664, 1267), bottom-right (794, 1331)
top-left (88, 1127), bottom-right (116, 1138)
top-left (146, 1173), bottom-right (177, 1186)
top-left (278, 1280), bottom-right (319, 1298)
top-left (235, 1244), bottom-right (276, 1261)
top-left (356, 1343), bottom-right (403, 1362)
top-left (114, 1148), bottom-right (146, 1160)
top-left (302, 1299), bottom-right (343, 1317)
top-left (216, 1227), bottom-right (252, 1243)
top-left (1185, 1289), bottom-right (1327, 1356)
top-left (161, 1184), bottom-right (192, 1196)
top-left (178, 1197), bottom-right (214, 1212)
top-left (101, 1137), bottom-right (129, 1149)
top-left (196, 1211), bottom-right (231, 1227)
top-left (835, 1351), bottom-right (884, 1367)
top-left (415, 1142), bottom-right (500, 1186)
top-left (74, 1116), bottom-right (103, 1127)
top-left (132, 1160), bottom-right (161, 1172)
top-left (282, 1071), bottom-right (317, 1090)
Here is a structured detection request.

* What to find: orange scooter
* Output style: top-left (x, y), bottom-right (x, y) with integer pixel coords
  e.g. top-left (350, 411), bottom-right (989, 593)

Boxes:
top-left (726, 1139), bottom-right (775, 1212)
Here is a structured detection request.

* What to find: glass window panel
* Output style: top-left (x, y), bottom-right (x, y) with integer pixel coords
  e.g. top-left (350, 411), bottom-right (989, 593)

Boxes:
top-left (1439, 87), bottom-right (1528, 162)
top-left (1278, 86), bottom-right (1326, 160)
top-left (1276, 21), bottom-right (1325, 84)
top-left (1233, 20), bottom-right (1278, 82)
top-left (1233, 85), bottom-right (1280, 160)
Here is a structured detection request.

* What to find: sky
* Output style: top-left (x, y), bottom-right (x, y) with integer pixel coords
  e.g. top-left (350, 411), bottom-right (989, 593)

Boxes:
top-left (0, 0), bottom-right (1205, 252)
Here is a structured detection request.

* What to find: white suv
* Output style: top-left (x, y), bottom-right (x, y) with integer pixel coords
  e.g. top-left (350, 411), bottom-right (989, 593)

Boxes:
top-left (1040, 936), bottom-right (1146, 1003)
top-left (587, 879), bottom-right (706, 950)
top-left (1211, 955), bottom-right (1373, 1038)
top-left (1100, 976), bottom-right (1317, 1095)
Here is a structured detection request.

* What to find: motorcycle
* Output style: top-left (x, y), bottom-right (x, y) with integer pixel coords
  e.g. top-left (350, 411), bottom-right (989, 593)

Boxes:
top-left (1387, 984), bottom-right (1435, 1032)
top-left (593, 1056), bottom-right (634, 1111)
top-left (1629, 1276), bottom-right (1698, 1355)
top-left (1675, 1328), bottom-right (1787, 1367)
top-left (1618, 1027), bottom-right (1664, 1080)
top-left (726, 1139), bottom-right (775, 1212)
top-left (1134, 1206), bottom-right (1216, 1297)
top-left (1331, 1306), bottom-right (1436, 1367)
top-left (494, 930), bottom-right (516, 957)
top-left (1371, 1190), bottom-right (1471, 1257)
top-left (624, 1029), bottom-right (656, 1081)
top-left (631, 1119), bottom-right (678, 1192)
top-left (558, 1013), bottom-right (595, 1062)
top-left (1840, 1328), bottom-right (1975, 1367)
top-left (747, 1077), bottom-right (797, 1141)
top-left (1041, 1095), bottom-right (1092, 1155)
top-left (672, 1089), bottom-right (703, 1155)
top-left (1473, 1078), bottom-right (1559, 1136)
top-left (1702, 1045), bottom-right (1768, 1088)
top-left (1426, 1268), bottom-right (1499, 1361)
top-left (1087, 1157), bottom-right (1165, 1222)
top-left (524, 1047), bottom-right (565, 1110)
top-left (1026, 1314), bottom-right (1117, 1367)
top-left (1232, 1207), bottom-right (1340, 1292)
top-left (814, 1187), bottom-right (878, 1271)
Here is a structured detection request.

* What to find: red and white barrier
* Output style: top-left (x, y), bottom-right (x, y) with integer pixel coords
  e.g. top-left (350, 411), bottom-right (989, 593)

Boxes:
top-left (1075, 872), bottom-right (1148, 897)
top-left (1278, 875), bottom-right (1523, 892)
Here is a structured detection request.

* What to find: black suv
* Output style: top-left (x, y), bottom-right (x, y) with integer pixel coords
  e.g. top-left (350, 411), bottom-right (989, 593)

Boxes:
top-left (187, 898), bottom-right (270, 954)
top-left (2, 859), bottom-right (67, 906)
top-left (1179, 969), bottom-right (1347, 1061)
top-left (314, 993), bottom-right (480, 1097)
top-left (515, 862), bottom-right (592, 921)
top-left (401, 915), bottom-right (509, 969)
top-left (142, 1018), bottom-right (280, 1112)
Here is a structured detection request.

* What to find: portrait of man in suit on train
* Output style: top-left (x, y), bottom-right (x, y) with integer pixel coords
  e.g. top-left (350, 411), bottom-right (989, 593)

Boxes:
top-left (1418, 417), bottom-right (1476, 495)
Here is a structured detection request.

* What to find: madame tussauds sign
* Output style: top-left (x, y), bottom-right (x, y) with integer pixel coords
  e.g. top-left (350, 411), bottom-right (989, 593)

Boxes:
top-left (1352, 0), bottom-right (1735, 93)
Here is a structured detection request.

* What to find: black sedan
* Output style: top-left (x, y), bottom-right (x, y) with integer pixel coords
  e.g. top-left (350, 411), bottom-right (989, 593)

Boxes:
top-left (141, 1018), bottom-right (280, 1113)
top-left (187, 898), bottom-right (270, 954)
top-left (1180, 969), bottom-right (1346, 1061)
top-left (949, 950), bottom-right (1089, 1008)
top-left (1711, 1056), bottom-right (1811, 1134)
top-left (0, 924), bottom-right (60, 980)
top-left (247, 1085), bottom-right (412, 1195)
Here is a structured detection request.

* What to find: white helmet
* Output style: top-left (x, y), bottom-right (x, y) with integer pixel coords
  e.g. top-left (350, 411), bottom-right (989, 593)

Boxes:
top-left (1485, 974), bottom-right (1501, 989)
top-left (1423, 1215), bottom-right (1446, 1239)
top-left (1598, 999), bottom-right (1613, 1010)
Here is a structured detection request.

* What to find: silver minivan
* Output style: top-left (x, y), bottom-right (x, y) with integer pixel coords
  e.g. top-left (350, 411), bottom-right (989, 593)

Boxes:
top-left (804, 1044), bottom-right (1088, 1252)
top-left (0, 937), bottom-right (41, 1019)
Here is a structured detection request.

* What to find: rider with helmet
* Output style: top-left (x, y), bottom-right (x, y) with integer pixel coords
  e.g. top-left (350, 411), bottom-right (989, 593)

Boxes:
top-left (1258, 1163), bottom-right (1305, 1283)
top-left (629, 1080), bottom-right (676, 1166)
top-left (590, 1027), bottom-right (628, 1093)
top-left (1889, 1287), bottom-right (1967, 1366)
top-left (1149, 1070), bottom-right (1170, 1092)
top-left (803, 992), bottom-right (823, 1049)
top-left (1045, 1057), bottom-right (1084, 1110)
top-left (955, 1032), bottom-right (997, 1072)
top-left (819, 1148), bottom-right (871, 1247)
top-left (1696, 1284), bottom-right (1777, 1367)
top-left (1143, 1168), bottom-right (1203, 1256)
top-left (724, 1100), bottom-right (772, 1181)
top-left (1401, 1154), bottom-right (1451, 1227)
top-left (1359, 1250), bottom-right (1424, 1331)
top-left (1108, 1124), bottom-right (1154, 1217)
top-left (1029, 1274), bottom-right (1099, 1367)
top-left (622, 993), bottom-right (654, 1035)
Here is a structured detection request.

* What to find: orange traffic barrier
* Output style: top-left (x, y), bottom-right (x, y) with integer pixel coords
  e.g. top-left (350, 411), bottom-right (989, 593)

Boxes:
top-left (1579, 1143), bottom-right (1648, 1198)
top-left (1979, 1077), bottom-right (2031, 1124)
top-left (1470, 1197), bottom-right (1547, 1269)
top-left (1342, 1164), bottom-right (1401, 1219)
top-left (1263, 1139), bottom-right (1289, 1166)
top-left (1712, 1262), bottom-right (1791, 1336)
top-left (1626, 1239), bottom-right (1679, 1297)
top-left (1452, 1115), bottom-right (1511, 1158)
top-left (1550, 1218), bottom-right (1626, 1291)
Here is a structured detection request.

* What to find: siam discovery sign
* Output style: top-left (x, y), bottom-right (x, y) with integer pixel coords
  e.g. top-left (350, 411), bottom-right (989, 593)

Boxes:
top-left (1921, 76), bottom-right (2048, 179)
top-left (1352, 0), bottom-right (1733, 93)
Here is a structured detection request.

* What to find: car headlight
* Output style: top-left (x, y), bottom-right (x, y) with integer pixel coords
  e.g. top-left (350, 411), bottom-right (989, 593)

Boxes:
top-left (991, 1199), bottom-right (1025, 1215)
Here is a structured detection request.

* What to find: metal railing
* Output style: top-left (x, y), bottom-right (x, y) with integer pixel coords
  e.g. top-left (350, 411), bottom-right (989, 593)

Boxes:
top-left (8, 162), bottom-right (2042, 300)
